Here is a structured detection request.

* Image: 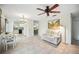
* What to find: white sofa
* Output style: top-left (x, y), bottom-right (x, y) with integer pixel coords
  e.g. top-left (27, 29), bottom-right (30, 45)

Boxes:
top-left (41, 29), bottom-right (61, 46)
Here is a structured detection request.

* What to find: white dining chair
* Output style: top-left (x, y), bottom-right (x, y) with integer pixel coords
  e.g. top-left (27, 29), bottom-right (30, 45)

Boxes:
top-left (0, 34), bottom-right (16, 51)
top-left (0, 35), bottom-right (2, 53)
top-left (4, 35), bottom-right (16, 51)
top-left (0, 35), bottom-right (7, 51)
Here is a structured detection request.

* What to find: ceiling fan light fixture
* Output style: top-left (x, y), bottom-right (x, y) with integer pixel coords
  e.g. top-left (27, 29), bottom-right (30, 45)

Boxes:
top-left (37, 4), bottom-right (60, 16)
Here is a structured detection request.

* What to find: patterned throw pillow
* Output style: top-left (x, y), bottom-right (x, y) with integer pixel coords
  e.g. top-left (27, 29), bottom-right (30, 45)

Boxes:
top-left (47, 29), bottom-right (61, 37)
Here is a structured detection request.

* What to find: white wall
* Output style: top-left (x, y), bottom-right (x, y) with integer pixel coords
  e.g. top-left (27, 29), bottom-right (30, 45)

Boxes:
top-left (28, 19), bottom-right (34, 36)
top-left (39, 17), bottom-right (48, 36)
top-left (60, 4), bottom-right (78, 44)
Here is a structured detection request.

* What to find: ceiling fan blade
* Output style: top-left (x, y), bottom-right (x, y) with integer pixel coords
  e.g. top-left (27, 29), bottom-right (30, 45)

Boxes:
top-left (49, 4), bottom-right (59, 11)
top-left (50, 11), bottom-right (60, 13)
top-left (37, 8), bottom-right (45, 11)
top-left (38, 12), bottom-right (45, 15)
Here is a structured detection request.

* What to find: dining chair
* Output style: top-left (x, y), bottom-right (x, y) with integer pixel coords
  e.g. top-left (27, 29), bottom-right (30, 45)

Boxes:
top-left (0, 34), bottom-right (16, 51)
top-left (4, 35), bottom-right (16, 51)
top-left (0, 35), bottom-right (6, 51)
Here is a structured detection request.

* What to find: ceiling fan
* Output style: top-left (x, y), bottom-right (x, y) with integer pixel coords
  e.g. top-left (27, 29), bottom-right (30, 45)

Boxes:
top-left (37, 4), bottom-right (60, 16)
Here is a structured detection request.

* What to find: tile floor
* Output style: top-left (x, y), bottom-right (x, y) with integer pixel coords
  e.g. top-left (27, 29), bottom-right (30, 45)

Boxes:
top-left (1, 35), bottom-right (79, 54)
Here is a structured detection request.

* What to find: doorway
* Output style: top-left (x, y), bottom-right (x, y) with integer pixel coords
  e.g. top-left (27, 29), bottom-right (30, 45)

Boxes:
top-left (13, 21), bottom-right (25, 35)
top-left (71, 13), bottom-right (79, 45)
top-left (33, 20), bottom-right (39, 36)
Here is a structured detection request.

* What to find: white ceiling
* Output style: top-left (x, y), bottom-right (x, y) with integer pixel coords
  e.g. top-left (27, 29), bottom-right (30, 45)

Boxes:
top-left (0, 4), bottom-right (79, 21)
top-left (0, 4), bottom-right (61, 20)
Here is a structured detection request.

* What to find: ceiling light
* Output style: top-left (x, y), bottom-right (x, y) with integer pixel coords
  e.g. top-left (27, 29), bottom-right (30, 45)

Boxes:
top-left (16, 13), bottom-right (30, 19)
